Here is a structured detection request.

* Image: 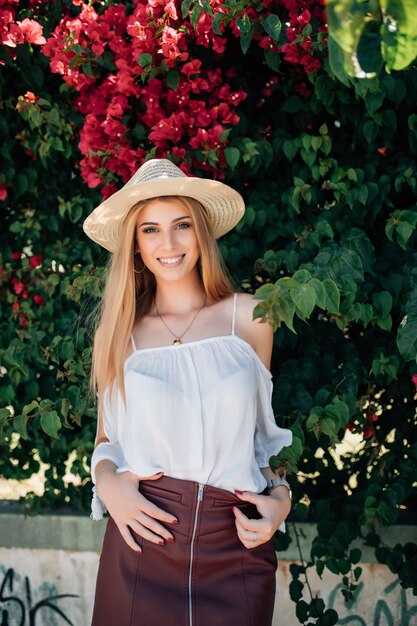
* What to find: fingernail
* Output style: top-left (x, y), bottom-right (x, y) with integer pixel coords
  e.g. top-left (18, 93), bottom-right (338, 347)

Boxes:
top-left (167, 537), bottom-right (175, 543)
top-left (172, 519), bottom-right (179, 525)
top-left (135, 548), bottom-right (142, 553)
top-left (159, 540), bottom-right (165, 546)
top-left (235, 490), bottom-right (243, 495)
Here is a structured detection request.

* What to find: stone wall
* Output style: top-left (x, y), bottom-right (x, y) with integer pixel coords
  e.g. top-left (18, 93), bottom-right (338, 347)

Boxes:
top-left (0, 509), bottom-right (416, 625)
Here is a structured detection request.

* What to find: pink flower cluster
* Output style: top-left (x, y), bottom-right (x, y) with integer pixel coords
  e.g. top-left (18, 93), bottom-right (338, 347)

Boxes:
top-left (280, 1), bottom-right (326, 74)
top-left (0, 0), bottom-right (46, 56)
top-left (42, 1), bottom-right (242, 185)
top-left (4, 253), bottom-right (45, 328)
top-left (41, 0), bottom-right (324, 190)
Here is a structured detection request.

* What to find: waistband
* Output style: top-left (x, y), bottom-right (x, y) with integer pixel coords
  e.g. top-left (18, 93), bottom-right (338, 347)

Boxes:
top-left (139, 474), bottom-right (265, 503)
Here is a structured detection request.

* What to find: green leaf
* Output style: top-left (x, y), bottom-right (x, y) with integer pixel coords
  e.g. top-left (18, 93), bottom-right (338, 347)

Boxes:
top-left (289, 579), bottom-right (304, 601)
top-left (380, 0), bottom-right (417, 71)
top-left (310, 279), bottom-right (326, 309)
top-left (291, 284), bottom-right (316, 319)
top-left (373, 291), bottom-right (393, 318)
top-left (322, 278), bottom-right (340, 314)
top-left (212, 12), bottom-right (225, 35)
top-left (13, 414), bottom-right (29, 440)
top-left (224, 146), bottom-right (240, 169)
top-left (254, 283), bottom-right (275, 299)
top-left (40, 411), bottom-right (62, 439)
top-left (236, 18), bottom-right (255, 54)
top-left (190, 3), bottom-right (203, 27)
top-left (283, 140), bottom-right (298, 161)
top-left (264, 49), bottom-right (280, 72)
top-left (138, 53), bottom-right (153, 71)
top-left (167, 71), bottom-right (180, 91)
top-left (326, 0), bottom-right (381, 78)
top-left (23, 400), bottom-right (39, 416)
top-left (329, 249), bottom-right (364, 293)
top-left (277, 296), bottom-right (296, 333)
top-left (181, 0), bottom-right (193, 18)
top-left (292, 269), bottom-right (312, 284)
top-left (260, 13), bottom-right (281, 42)
top-left (396, 314), bottom-right (417, 361)
top-left (350, 548), bottom-right (362, 564)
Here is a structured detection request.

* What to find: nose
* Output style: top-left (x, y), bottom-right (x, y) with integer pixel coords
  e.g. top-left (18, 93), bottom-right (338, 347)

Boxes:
top-left (160, 228), bottom-right (177, 251)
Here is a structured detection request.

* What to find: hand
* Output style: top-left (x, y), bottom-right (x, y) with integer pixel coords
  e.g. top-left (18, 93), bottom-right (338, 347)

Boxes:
top-left (232, 489), bottom-right (291, 549)
top-left (96, 470), bottom-right (178, 553)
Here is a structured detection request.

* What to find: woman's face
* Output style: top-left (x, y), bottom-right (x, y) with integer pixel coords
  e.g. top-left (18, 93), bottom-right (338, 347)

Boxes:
top-left (135, 198), bottom-right (200, 283)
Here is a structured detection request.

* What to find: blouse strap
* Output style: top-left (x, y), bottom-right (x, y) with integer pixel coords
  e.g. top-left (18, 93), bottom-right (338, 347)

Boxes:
top-left (231, 292), bottom-right (238, 335)
top-left (131, 334), bottom-right (137, 351)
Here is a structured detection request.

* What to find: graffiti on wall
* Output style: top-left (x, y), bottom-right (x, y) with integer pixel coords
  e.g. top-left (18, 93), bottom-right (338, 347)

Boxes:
top-left (0, 567), bottom-right (78, 626)
top-left (328, 579), bottom-right (417, 626)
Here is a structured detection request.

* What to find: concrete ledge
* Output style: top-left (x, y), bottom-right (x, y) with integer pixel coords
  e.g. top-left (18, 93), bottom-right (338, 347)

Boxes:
top-left (0, 504), bottom-right (415, 560)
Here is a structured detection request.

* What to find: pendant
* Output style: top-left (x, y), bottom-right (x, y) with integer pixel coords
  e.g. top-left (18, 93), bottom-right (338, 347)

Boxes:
top-left (173, 338), bottom-right (181, 346)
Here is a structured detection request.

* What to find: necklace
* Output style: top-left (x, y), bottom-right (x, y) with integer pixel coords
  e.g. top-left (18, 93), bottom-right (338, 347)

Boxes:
top-left (154, 296), bottom-right (207, 346)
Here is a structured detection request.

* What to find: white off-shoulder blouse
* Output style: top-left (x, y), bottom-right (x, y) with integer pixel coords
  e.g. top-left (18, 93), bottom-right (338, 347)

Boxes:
top-left (90, 293), bottom-right (292, 521)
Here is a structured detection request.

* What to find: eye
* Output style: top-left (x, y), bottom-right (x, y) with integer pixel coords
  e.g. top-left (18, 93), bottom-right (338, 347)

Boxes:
top-left (142, 227), bottom-right (158, 234)
top-left (176, 222), bottom-right (191, 230)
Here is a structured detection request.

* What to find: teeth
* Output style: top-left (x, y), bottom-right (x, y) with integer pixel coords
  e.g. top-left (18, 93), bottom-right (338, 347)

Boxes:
top-left (159, 256), bottom-right (183, 265)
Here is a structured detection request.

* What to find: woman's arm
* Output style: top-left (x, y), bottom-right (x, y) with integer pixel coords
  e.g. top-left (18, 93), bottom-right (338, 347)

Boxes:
top-left (232, 293), bottom-right (292, 547)
top-left (92, 395), bottom-right (178, 552)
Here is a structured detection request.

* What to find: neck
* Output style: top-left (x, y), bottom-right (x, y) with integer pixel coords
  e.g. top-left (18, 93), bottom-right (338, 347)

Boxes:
top-left (153, 272), bottom-right (206, 315)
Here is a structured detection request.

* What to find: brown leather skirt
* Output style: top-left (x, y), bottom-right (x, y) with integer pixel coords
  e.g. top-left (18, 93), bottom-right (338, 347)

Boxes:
top-left (91, 475), bottom-right (277, 626)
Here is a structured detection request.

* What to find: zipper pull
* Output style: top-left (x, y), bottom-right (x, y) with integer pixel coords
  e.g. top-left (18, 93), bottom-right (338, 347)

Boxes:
top-left (197, 483), bottom-right (204, 501)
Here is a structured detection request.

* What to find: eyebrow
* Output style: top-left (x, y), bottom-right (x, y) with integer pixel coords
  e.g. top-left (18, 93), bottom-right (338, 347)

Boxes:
top-left (138, 215), bottom-right (191, 227)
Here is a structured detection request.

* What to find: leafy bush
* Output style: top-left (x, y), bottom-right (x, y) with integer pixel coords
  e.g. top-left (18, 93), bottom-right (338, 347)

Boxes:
top-left (1, 1), bottom-right (416, 623)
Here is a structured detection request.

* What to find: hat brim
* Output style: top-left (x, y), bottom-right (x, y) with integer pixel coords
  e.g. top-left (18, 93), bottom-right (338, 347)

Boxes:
top-left (83, 177), bottom-right (245, 252)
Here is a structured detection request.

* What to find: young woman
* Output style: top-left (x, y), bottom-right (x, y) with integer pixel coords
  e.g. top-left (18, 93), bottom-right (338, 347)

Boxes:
top-left (83, 158), bottom-right (293, 626)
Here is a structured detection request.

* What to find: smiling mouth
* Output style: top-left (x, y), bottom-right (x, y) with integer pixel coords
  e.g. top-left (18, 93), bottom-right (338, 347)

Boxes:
top-left (157, 254), bottom-right (185, 266)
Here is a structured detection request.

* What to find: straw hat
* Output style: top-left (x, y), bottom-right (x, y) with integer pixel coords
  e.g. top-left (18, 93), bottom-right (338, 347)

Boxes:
top-left (83, 159), bottom-right (245, 252)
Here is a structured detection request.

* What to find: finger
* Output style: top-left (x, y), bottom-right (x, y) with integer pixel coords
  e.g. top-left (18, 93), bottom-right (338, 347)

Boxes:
top-left (129, 518), bottom-right (170, 546)
top-left (235, 525), bottom-right (257, 549)
top-left (232, 506), bottom-right (262, 531)
top-left (136, 512), bottom-right (175, 542)
top-left (144, 471), bottom-right (165, 481)
top-left (139, 497), bottom-right (179, 525)
top-left (117, 523), bottom-right (142, 553)
top-left (235, 489), bottom-right (263, 505)
top-left (234, 519), bottom-right (264, 543)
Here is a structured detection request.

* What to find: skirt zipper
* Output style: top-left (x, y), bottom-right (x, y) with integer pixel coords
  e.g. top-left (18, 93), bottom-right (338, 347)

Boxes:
top-left (188, 482), bottom-right (204, 626)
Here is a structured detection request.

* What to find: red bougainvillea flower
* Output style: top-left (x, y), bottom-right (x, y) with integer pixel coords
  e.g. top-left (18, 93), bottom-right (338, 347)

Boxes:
top-left (17, 18), bottom-right (46, 45)
top-left (0, 182), bottom-right (7, 200)
top-left (411, 374), bottom-right (417, 389)
top-left (11, 277), bottom-right (26, 295)
top-left (42, 0), bottom-right (324, 191)
top-left (19, 313), bottom-right (29, 328)
top-left (24, 91), bottom-right (38, 103)
top-left (363, 425), bottom-right (373, 439)
top-left (29, 254), bottom-right (44, 268)
top-left (367, 412), bottom-right (379, 423)
top-left (11, 251), bottom-right (21, 260)
top-left (33, 294), bottom-right (46, 306)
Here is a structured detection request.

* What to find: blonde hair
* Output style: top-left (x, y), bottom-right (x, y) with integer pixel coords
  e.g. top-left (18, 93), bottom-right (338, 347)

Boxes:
top-left (90, 196), bottom-right (234, 413)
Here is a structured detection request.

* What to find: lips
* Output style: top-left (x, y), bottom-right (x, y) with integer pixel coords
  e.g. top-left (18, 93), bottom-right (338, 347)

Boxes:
top-left (157, 254), bottom-right (185, 266)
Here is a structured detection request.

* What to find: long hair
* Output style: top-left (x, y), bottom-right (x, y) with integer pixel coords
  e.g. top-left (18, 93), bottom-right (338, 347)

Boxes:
top-left (90, 195), bottom-right (235, 413)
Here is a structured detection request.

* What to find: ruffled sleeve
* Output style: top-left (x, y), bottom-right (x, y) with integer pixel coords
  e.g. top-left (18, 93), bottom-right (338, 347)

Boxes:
top-left (253, 361), bottom-right (292, 533)
top-left (90, 385), bottom-right (125, 521)
top-left (253, 360), bottom-right (293, 467)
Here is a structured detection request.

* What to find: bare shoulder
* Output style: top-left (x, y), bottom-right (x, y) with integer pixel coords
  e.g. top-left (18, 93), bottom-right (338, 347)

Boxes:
top-left (234, 292), bottom-right (274, 370)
